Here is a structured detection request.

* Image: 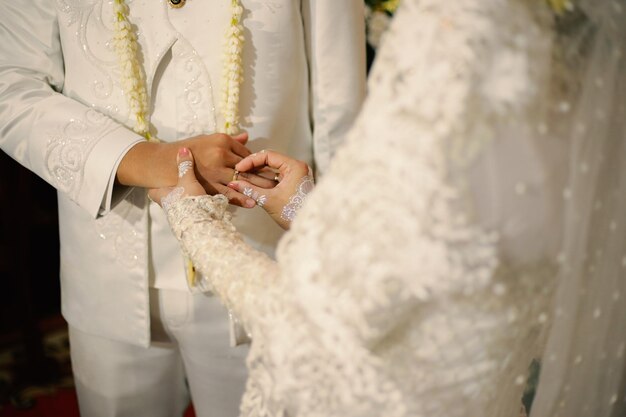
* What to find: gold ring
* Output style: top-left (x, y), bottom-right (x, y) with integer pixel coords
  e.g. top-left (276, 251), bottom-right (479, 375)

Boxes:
top-left (232, 169), bottom-right (239, 182)
top-left (273, 173), bottom-right (280, 182)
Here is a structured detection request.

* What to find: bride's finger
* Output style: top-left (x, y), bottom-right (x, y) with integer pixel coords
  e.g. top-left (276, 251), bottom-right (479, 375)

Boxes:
top-left (175, 148), bottom-right (207, 198)
top-left (235, 150), bottom-right (291, 174)
top-left (237, 170), bottom-right (278, 189)
top-left (227, 180), bottom-right (270, 208)
top-left (236, 151), bottom-right (311, 189)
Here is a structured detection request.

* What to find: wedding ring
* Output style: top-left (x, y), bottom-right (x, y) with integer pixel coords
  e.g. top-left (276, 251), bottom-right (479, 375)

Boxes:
top-left (232, 169), bottom-right (240, 182)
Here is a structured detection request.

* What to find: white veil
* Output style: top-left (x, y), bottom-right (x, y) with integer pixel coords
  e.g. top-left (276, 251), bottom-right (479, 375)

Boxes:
top-left (531, 1), bottom-right (626, 416)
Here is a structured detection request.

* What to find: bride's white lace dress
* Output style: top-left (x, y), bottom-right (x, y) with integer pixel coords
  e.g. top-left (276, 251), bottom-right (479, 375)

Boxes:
top-left (165, 0), bottom-right (626, 416)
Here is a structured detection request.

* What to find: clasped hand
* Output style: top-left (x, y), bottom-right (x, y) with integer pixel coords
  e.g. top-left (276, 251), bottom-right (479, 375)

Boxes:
top-left (149, 146), bottom-right (312, 230)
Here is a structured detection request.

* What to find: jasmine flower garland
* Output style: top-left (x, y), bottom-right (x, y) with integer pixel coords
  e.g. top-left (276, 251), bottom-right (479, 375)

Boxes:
top-left (112, 0), bottom-right (152, 140)
top-left (547, 0), bottom-right (574, 13)
top-left (111, 0), bottom-right (245, 139)
top-left (221, 0), bottom-right (245, 135)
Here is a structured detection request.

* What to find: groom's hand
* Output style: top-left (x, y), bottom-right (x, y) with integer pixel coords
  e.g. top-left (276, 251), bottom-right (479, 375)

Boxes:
top-left (148, 147), bottom-right (258, 209)
top-left (181, 133), bottom-right (280, 206)
top-left (179, 132), bottom-right (254, 206)
top-left (118, 131), bottom-right (274, 207)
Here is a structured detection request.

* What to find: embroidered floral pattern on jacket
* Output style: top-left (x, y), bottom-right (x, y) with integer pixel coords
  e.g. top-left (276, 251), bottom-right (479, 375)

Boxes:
top-left (95, 188), bottom-right (147, 269)
top-left (45, 108), bottom-right (118, 201)
top-left (57, 0), bottom-right (118, 101)
top-left (175, 39), bottom-right (218, 135)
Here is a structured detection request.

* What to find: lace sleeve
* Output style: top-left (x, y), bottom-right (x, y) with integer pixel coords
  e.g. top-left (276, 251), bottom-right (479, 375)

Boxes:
top-left (165, 194), bottom-right (279, 329)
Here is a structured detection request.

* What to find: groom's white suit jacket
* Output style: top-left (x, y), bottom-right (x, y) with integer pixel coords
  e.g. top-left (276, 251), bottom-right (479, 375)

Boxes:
top-left (0, 0), bottom-right (365, 347)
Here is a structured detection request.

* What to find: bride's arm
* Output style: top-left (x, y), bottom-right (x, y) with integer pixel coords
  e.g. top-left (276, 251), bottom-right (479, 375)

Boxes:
top-left (151, 148), bottom-right (281, 329)
top-left (165, 193), bottom-right (279, 328)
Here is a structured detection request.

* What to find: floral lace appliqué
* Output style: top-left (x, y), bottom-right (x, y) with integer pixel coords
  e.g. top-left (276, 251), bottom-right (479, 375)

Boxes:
top-left (280, 175), bottom-right (315, 223)
top-left (161, 187), bottom-right (185, 212)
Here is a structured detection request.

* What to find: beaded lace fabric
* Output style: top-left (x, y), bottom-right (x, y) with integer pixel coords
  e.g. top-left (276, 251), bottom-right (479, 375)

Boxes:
top-left (164, 0), bottom-right (626, 416)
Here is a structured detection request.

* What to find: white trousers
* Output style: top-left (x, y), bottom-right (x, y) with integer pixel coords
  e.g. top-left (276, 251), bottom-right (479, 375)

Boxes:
top-left (69, 288), bottom-right (248, 417)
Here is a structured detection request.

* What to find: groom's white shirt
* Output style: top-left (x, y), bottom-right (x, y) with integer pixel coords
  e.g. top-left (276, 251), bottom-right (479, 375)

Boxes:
top-left (0, 0), bottom-right (365, 347)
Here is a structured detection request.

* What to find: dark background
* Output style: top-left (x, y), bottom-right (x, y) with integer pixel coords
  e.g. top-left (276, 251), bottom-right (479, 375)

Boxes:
top-left (0, 150), bottom-right (67, 412)
top-left (0, 151), bottom-right (61, 342)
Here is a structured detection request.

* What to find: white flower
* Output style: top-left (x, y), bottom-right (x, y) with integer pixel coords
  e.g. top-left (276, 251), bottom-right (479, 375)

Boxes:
top-left (112, 0), bottom-right (152, 140)
top-left (367, 10), bottom-right (391, 49)
top-left (219, 0), bottom-right (245, 134)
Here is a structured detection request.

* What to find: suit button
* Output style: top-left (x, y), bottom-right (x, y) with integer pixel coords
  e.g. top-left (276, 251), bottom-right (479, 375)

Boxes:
top-left (169, 0), bottom-right (186, 8)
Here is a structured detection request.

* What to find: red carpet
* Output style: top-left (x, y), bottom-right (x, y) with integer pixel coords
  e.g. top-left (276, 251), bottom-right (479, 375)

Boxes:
top-left (0, 389), bottom-right (196, 417)
top-left (0, 318), bottom-right (197, 417)
top-left (0, 389), bottom-right (80, 417)
top-left (0, 388), bottom-right (196, 417)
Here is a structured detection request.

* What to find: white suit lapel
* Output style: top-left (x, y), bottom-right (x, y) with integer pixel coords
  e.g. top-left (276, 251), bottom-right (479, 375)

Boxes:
top-left (126, 0), bottom-right (179, 90)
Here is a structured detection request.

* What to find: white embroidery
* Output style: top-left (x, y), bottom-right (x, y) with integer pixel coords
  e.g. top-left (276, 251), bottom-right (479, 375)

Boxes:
top-left (95, 188), bottom-right (146, 269)
top-left (45, 108), bottom-right (117, 201)
top-left (55, 0), bottom-right (98, 27)
top-left (56, 0), bottom-right (118, 100)
top-left (56, 0), bottom-right (139, 126)
top-left (175, 39), bottom-right (218, 135)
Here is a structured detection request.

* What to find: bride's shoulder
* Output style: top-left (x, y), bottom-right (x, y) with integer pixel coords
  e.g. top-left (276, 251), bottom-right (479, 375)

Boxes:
top-left (371, 0), bottom-right (553, 97)
top-left (365, 0), bottom-right (553, 159)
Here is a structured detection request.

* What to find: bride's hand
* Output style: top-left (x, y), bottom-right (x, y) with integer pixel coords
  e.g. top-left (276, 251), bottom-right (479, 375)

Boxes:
top-left (148, 147), bottom-right (257, 209)
top-left (228, 150), bottom-right (314, 230)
